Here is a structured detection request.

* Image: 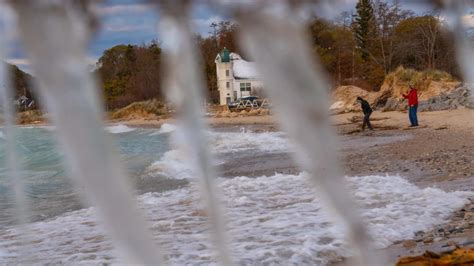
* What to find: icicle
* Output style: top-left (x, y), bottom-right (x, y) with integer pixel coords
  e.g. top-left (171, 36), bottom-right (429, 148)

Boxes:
top-left (9, 1), bottom-right (163, 264)
top-left (442, 0), bottom-right (474, 87)
top-left (233, 5), bottom-right (382, 265)
top-left (0, 4), bottom-right (30, 255)
top-left (155, 1), bottom-right (232, 264)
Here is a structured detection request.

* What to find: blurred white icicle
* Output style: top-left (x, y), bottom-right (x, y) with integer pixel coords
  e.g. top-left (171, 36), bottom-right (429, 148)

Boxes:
top-left (0, 6), bottom-right (30, 252)
top-left (443, 0), bottom-right (474, 88)
top-left (235, 6), bottom-right (381, 265)
top-left (157, 1), bottom-right (232, 264)
top-left (10, 1), bottom-right (162, 264)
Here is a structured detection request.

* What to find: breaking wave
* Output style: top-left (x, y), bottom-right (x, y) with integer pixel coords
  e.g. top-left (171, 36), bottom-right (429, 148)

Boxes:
top-left (0, 173), bottom-right (470, 264)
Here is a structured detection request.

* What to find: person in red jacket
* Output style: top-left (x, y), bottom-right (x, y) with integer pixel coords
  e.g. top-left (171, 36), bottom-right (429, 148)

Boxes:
top-left (402, 86), bottom-right (419, 127)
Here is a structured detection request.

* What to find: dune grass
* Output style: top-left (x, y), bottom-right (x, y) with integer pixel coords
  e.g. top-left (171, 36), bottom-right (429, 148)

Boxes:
top-left (384, 66), bottom-right (456, 91)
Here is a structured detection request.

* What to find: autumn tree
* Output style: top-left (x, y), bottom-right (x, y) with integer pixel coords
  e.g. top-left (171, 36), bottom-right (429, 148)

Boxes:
top-left (96, 43), bottom-right (163, 109)
top-left (392, 15), bottom-right (456, 72)
top-left (309, 19), bottom-right (360, 86)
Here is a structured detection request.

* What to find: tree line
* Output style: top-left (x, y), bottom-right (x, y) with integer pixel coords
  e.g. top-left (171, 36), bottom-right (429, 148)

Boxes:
top-left (197, 1), bottom-right (461, 103)
top-left (313, 0), bottom-right (460, 90)
top-left (94, 20), bottom-right (241, 109)
top-left (8, 0), bottom-right (466, 109)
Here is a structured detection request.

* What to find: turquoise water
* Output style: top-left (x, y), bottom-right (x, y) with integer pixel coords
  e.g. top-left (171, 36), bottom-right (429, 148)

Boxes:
top-left (0, 126), bottom-right (171, 227)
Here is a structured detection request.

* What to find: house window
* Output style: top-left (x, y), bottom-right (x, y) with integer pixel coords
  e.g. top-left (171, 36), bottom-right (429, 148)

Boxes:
top-left (226, 82), bottom-right (230, 88)
top-left (226, 70), bottom-right (229, 77)
top-left (240, 82), bottom-right (251, 92)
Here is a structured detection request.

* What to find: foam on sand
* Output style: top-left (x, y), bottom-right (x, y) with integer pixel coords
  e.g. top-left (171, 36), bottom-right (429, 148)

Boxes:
top-left (105, 124), bottom-right (136, 134)
top-left (0, 173), bottom-right (470, 264)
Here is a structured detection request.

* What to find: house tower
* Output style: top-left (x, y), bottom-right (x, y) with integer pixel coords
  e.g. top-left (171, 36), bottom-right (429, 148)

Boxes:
top-left (215, 47), bottom-right (235, 105)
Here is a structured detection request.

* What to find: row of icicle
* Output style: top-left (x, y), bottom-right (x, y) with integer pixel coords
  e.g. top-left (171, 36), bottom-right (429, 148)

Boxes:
top-left (0, 0), bottom-right (472, 264)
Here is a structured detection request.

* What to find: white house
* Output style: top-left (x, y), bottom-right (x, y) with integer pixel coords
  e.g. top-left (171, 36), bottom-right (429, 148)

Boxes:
top-left (215, 48), bottom-right (264, 105)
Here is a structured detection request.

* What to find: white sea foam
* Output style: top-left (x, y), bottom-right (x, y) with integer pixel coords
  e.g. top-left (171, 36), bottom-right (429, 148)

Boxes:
top-left (159, 123), bottom-right (177, 134)
top-left (167, 127), bottom-right (289, 153)
top-left (11, 125), bottom-right (56, 131)
top-left (147, 130), bottom-right (290, 179)
top-left (105, 124), bottom-right (136, 134)
top-left (146, 150), bottom-right (192, 179)
top-left (0, 173), bottom-right (470, 264)
top-left (209, 131), bottom-right (289, 153)
top-left (148, 123), bottom-right (177, 136)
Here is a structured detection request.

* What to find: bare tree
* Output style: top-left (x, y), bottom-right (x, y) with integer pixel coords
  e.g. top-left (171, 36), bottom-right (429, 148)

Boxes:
top-left (373, 0), bottom-right (413, 74)
top-left (415, 15), bottom-right (440, 69)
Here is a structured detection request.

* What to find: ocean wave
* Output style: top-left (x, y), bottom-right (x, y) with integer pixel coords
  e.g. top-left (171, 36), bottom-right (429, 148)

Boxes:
top-left (145, 150), bottom-right (192, 180)
top-left (148, 123), bottom-right (177, 136)
top-left (0, 173), bottom-right (470, 264)
top-left (158, 123), bottom-right (176, 134)
top-left (105, 124), bottom-right (136, 134)
top-left (209, 131), bottom-right (289, 153)
top-left (146, 130), bottom-right (289, 180)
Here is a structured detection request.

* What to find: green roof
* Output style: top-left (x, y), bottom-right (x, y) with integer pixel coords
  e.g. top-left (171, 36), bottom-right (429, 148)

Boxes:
top-left (220, 47), bottom-right (230, 63)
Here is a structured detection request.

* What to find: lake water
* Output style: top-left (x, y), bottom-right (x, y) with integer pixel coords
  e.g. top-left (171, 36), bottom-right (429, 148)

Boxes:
top-left (0, 124), bottom-right (471, 264)
top-left (0, 125), bottom-right (170, 227)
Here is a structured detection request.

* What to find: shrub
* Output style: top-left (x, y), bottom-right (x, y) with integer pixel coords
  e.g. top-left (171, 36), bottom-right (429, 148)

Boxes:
top-left (384, 66), bottom-right (456, 90)
top-left (110, 99), bottom-right (168, 120)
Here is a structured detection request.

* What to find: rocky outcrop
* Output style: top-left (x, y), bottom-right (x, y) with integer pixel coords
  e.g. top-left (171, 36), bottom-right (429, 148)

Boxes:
top-left (377, 85), bottom-right (473, 112)
top-left (418, 85), bottom-right (474, 112)
top-left (375, 80), bottom-right (463, 112)
top-left (331, 83), bottom-right (473, 113)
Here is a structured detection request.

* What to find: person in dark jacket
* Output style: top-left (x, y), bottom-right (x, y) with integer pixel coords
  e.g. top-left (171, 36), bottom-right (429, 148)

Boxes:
top-left (356, 96), bottom-right (373, 131)
top-left (402, 86), bottom-right (419, 127)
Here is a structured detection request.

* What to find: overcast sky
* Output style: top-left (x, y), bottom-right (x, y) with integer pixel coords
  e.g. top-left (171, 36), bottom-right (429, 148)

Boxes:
top-left (0, 0), bottom-right (470, 73)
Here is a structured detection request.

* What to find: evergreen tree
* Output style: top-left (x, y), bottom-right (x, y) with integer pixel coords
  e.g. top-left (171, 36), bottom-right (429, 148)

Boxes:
top-left (354, 0), bottom-right (376, 60)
